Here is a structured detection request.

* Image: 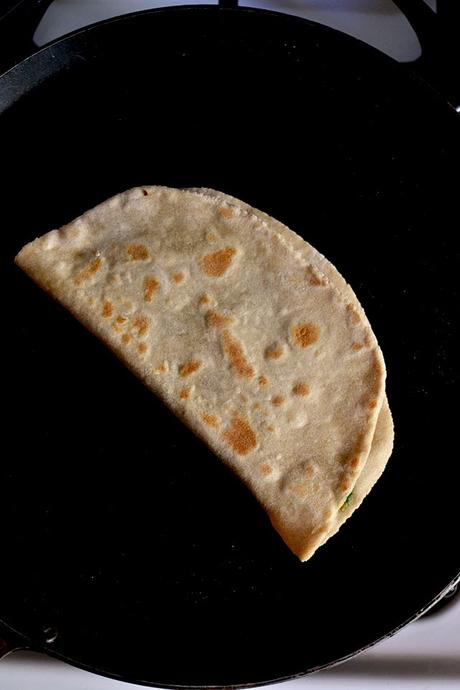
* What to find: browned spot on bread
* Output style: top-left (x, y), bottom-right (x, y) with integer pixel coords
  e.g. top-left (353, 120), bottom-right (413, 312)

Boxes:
top-left (202, 414), bottom-right (219, 428)
top-left (293, 382), bottom-right (310, 397)
top-left (112, 315), bottom-right (128, 332)
top-left (348, 456), bottom-right (360, 469)
top-left (171, 271), bottom-right (185, 284)
top-left (179, 387), bottom-right (191, 401)
top-left (307, 267), bottom-right (327, 287)
top-left (267, 425), bottom-right (275, 432)
top-left (102, 300), bottom-right (113, 318)
top-left (205, 310), bottom-right (233, 329)
top-left (258, 375), bottom-right (268, 386)
top-left (346, 303), bottom-right (362, 324)
top-left (364, 352), bottom-right (384, 400)
top-left (309, 275), bottom-right (326, 287)
top-left (271, 395), bottom-right (285, 407)
top-left (374, 357), bottom-right (384, 378)
top-left (132, 314), bottom-right (150, 338)
top-left (292, 322), bottom-right (320, 347)
top-left (222, 415), bottom-right (257, 455)
top-left (340, 480), bottom-right (351, 493)
top-left (74, 257), bottom-right (103, 285)
top-left (144, 277), bottom-right (159, 302)
top-left (121, 333), bottom-right (131, 345)
top-left (305, 464), bottom-right (315, 478)
top-left (155, 361), bottom-right (169, 374)
top-left (142, 189), bottom-right (148, 196)
top-left (353, 432), bottom-right (366, 455)
top-left (200, 247), bottom-right (236, 277)
top-left (260, 464), bottom-right (273, 476)
top-left (265, 344), bottom-right (284, 360)
top-left (179, 360), bottom-right (202, 378)
top-left (127, 244), bottom-right (150, 261)
top-left (218, 207), bottom-right (235, 220)
top-left (59, 226), bottom-right (72, 240)
top-left (74, 249), bottom-right (88, 259)
top-left (199, 294), bottom-right (210, 306)
top-left (206, 232), bottom-right (218, 243)
top-left (138, 342), bottom-right (148, 355)
top-left (353, 333), bottom-right (371, 351)
top-left (367, 399), bottom-right (378, 409)
top-left (222, 330), bottom-right (254, 379)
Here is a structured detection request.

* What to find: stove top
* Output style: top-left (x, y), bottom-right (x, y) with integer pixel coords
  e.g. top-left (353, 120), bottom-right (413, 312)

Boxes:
top-left (34, 0), bottom-right (434, 62)
top-left (4, 1), bottom-right (458, 688)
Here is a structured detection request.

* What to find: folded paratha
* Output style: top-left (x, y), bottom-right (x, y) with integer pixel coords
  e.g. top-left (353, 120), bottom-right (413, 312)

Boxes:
top-left (15, 186), bottom-right (388, 561)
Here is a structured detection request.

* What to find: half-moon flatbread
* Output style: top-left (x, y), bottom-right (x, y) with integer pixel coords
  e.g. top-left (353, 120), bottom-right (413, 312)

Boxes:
top-left (15, 186), bottom-right (387, 561)
top-left (188, 188), bottom-right (394, 539)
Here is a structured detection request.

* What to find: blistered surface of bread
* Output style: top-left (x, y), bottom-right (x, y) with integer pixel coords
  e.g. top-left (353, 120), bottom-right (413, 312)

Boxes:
top-left (222, 330), bottom-right (255, 380)
top-left (15, 185), bottom-right (388, 562)
top-left (144, 277), bottom-right (159, 302)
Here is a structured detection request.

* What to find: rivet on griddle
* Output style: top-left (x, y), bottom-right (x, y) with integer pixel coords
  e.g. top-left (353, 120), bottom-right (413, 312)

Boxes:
top-left (42, 626), bottom-right (58, 644)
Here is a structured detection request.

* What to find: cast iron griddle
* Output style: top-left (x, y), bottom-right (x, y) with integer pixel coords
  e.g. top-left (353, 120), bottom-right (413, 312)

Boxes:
top-left (0, 3), bottom-right (459, 687)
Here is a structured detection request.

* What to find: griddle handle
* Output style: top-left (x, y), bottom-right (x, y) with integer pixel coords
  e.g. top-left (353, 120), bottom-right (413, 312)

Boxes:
top-left (393, 0), bottom-right (460, 110)
top-left (0, 0), bottom-right (54, 74)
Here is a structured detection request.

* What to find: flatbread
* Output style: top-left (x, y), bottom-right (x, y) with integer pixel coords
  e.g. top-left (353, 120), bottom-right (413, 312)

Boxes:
top-left (317, 398), bottom-right (393, 548)
top-left (188, 188), bottom-right (394, 536)
top-left (15, 186), bottom-right (387, 561)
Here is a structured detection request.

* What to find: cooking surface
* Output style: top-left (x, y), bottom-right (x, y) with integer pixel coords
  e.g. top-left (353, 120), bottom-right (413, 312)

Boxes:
top-left (1, 1), bottom-right (458, 688)
top-left (2, 593), bottom-right (460, 689)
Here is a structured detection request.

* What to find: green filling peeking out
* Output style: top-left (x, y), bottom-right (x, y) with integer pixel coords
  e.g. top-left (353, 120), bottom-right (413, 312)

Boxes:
top-left (340, 491), bottom-right (354, 511)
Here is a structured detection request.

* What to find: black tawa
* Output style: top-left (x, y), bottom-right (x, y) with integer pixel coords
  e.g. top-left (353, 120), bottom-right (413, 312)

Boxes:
top-left (0, 1), bottom-right (459, 687)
